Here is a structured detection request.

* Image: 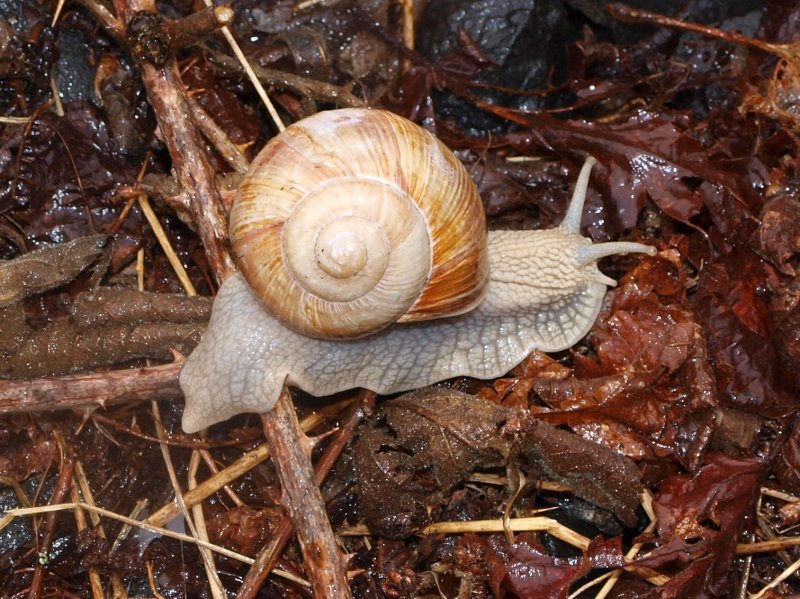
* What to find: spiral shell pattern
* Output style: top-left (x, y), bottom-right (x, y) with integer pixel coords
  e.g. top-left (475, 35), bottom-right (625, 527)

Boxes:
top-left (229, 108), bottom-right (489, 339)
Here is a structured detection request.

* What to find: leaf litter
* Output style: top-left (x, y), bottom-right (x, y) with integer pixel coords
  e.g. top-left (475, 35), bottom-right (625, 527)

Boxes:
top-left (1, 0), bottom-right (800, 597)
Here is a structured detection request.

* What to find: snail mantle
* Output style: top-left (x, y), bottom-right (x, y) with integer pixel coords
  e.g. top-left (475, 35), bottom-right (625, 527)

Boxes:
top-left (179, 108), bottom-right (655, 433)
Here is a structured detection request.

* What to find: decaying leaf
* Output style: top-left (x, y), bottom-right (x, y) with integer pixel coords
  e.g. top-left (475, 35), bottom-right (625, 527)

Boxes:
top-left (0, 231), bottom-right (211, 377)
top-left (0, 287), bottom-right (211, 378)
top-left (353, 388), bottom-right (641, 538)
top-left (0, 234), bottom-right (108, 307)
top-left (634, 453), bottom-right (766, 596)
top-left (696, 249), bottom-right (794, 417)
top-left (528, 250), bottom-right (718, 470)
top-left (72, 286), bottom-right (211, 327)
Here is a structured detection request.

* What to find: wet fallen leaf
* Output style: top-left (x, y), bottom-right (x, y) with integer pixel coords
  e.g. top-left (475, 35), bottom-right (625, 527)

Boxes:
top-left (0, 234), bottom-right (108, 307)
top-left (353, 388), bottom-right (641, 538)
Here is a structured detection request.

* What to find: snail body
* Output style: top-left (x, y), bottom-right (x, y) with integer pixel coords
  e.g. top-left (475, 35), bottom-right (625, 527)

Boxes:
top-left (180, 109), bottom-right (655, 433)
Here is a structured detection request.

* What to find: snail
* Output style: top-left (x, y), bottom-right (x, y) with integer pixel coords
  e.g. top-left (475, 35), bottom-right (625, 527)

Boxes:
top-left (179, 108), bottom-right (656, 433)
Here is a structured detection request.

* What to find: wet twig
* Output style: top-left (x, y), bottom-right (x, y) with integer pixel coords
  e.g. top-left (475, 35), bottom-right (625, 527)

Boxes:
top-left (27, 440), bottom-right (75, 599)
top-left (259, 390), bottom-right (352, 598)
top-left (116, 0), bottom-right (234, 284)
top-left (209, 52), bottom-right (365, 110)
top-left (0, 359), bottom-right (183, 414)
top-left (237, 391), bottom-right (375, 599)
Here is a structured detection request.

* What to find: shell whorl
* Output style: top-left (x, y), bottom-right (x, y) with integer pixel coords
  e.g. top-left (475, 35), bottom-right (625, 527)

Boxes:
top-left (229, 108), bottom-right (489, 339)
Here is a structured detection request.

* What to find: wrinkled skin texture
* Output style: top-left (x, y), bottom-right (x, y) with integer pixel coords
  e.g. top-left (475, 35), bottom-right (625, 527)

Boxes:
top-left (180, 157), bottom-right (654, 432)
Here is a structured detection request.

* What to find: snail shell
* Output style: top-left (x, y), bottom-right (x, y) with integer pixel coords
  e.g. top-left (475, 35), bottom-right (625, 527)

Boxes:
top-left (179, 109), bottom-right (657, 433)
top-left (230, 108), bottom-right (489, 339)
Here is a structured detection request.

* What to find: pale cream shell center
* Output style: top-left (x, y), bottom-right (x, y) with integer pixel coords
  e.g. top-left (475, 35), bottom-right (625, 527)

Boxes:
top-left (281, 177), bottom-right (430, 308)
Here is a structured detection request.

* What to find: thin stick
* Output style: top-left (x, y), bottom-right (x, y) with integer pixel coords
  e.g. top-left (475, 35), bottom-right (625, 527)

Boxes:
top-left (0, 359), bottom-right (183, 414)
top-left (76, 0), bottom-right (122, 39)
top-left (188, 98), bottom-right (251, 174)
top-left (607, 3), bottom-right (796, 60)
top-left (761, 487), bottom-right (800, 503)
top-left (52, 0), bottom-right (67, 26)
top-left (0, 501), bottom-right (309, 587)
top-left (260, 389), bottom-right (351, 598)
top-left (70, 483), bottom-right (107, 599)
top-left (0, 116), bottom-right (30, 124)
top-left (137, 193), bottom-right (197, 295)
top-left (209, 53), bottom-right (364, 109)
top-left (136, 247), bottom-right (145, 291)
top-left (145, 406), bottom-right (337, 527)
top-left (236, 391), bottom-right (373, 599)
top-left (398, 0), bottom-right (414, 73)
top-left (0, 358), bottom-right (184, 415)
top-left (751, 555), bottom-right (800, 599)
top-left (198, 0), bottom-right (285, 132)
top-left (188, 447), bottom-right (227, 599)
top-left (737, 536), bottom-right (800, 555)
top-left (74, 462), bottom-right (127, 597)
top-left (151, 401), bottom-right (225, 598)
top-left (341, 517), bottom-right (590, 549)
top-left (49, 75), bottom-right (64, 117)
top-left (198, 447), bottom-right (246, 507)
top-left (28, 443), bottom-right (75, 599)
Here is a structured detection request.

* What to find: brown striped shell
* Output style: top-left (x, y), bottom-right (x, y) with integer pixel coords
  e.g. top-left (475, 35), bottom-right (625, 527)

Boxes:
top-left (229, 108), bottom-right (489, 339)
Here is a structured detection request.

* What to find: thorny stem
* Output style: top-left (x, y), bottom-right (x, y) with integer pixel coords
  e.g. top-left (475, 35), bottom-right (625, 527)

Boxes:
top-left (260, 390), bottom-right (352, 599)
top-left (0, 359), bottom-right (183, 414)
